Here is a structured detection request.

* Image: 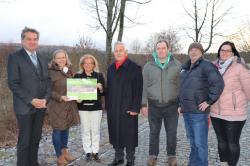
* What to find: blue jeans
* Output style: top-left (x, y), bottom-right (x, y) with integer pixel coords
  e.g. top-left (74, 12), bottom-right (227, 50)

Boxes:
top-left (52, 129), bottom-right (69, 157)
top-left (183, 113), bottom-right (208, 166)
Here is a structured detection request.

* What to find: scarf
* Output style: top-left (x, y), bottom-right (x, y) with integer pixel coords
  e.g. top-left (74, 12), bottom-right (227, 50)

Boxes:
top-left (115, 57), bottom-right (128, 70)
top-left (217, 57), bottom-right (234, 75)
top-left (152, 51), bottom-right (172, 69)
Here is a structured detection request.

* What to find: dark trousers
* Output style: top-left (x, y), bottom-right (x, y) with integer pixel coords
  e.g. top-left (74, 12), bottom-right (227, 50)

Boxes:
top-left (211, 117), bottom-right (246, 166)
top-left (16, 111), bottom-right (45, 166)
top-left (148, 102), bottom-right (179, 157)
top-left (114, 147), bottom-right (135, 161)
top-left (52, 129), bottom-right (69, 157)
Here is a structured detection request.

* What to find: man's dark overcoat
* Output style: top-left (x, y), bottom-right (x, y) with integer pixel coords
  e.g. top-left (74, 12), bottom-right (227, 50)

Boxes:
top-left (106, 59), bottom-right (143, 148)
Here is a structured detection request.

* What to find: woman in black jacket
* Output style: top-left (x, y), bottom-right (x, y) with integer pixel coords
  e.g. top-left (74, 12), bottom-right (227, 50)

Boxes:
top-left (74, 54), bottom-right (105, 162)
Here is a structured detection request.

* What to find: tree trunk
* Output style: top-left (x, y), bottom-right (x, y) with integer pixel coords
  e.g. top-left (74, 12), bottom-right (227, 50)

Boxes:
top-left (106, 0), bottom-right (115, 65)
top-left (194, 0), bottom-right (199, 42)
top-left (118, 0), bottom-right (126, 41)
top-left (106, 36), bottom-right (113, 65)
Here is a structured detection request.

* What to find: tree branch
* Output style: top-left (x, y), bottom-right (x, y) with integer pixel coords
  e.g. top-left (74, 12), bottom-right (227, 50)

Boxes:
top-left (126, 0), bottom-right (151, 4)
top-left (95, 0), bottom-right (107, 33)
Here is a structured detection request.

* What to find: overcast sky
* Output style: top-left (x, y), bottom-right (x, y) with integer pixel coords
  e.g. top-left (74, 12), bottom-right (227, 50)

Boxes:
top-left (0, 0), bottom-right (249, 53)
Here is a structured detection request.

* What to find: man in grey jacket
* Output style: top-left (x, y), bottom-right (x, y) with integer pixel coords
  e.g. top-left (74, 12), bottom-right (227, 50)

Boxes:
top-left (141, 40), bottom-right (181, 166)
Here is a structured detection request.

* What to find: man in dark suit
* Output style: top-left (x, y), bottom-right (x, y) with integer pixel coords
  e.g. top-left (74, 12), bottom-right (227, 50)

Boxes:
top-left (106, 42), bottom-right (143, 166)
top-left (7, 27), bottom-right (51, 166)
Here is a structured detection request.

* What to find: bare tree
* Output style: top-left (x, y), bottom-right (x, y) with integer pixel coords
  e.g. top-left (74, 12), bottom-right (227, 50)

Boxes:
top-left (227, 21), bottom-right (250, 52)
top-left (82, 0), bottom-right (151, 64)
top-left (75, 34), bottom-right (96, 50)
top-left (144, 28), bottom-right (182, 54)
top-left (130, 39), bottom-right (143, 54)
top-left (182, 0), bottom-right (232, 52)
top-left (117, 0), bottom-right (126, 42)
top-left (117, 0), bottom-right (151, 42)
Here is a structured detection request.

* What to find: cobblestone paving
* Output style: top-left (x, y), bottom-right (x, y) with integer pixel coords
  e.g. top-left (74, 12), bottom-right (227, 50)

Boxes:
top-left (0, 112), bottom-right (250, 166)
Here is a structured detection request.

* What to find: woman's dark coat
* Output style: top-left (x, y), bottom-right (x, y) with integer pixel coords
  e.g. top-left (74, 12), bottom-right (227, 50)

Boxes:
top-left (74, 71), bottom-right (105, 111)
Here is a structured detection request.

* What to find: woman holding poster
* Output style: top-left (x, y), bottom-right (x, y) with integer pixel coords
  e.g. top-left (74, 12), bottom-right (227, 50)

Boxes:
top-left (74, 54), bottom-right (105, 162)
top-left (48, 49), bottom-right (79, 166)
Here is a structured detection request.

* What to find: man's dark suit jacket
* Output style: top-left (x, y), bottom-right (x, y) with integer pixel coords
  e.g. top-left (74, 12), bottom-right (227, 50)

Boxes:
top-left (7, 48), bottom-right (51, 115)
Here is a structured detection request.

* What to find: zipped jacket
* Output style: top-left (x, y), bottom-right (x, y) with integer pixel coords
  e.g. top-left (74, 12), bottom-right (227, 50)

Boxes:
top-left (142, 56), bottom-right (181, 107)
top-left (179, 58), bottom-right (224, 113)
top-left (210, 57), bottom-right (250, 120)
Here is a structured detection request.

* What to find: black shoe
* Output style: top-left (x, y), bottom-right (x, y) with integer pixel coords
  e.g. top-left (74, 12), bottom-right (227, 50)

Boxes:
top-left (85, 153), bottom-right (92, 162)
top-left (93, 153), bottom-right (100, 162)
top-left (108, 159), bottom-right (124, 166)
top-left (126, 160), bottom-right (135, 166)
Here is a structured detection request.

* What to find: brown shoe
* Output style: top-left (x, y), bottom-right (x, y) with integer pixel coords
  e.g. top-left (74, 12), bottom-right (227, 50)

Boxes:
top-left (62, 148), bottom-right (76, 162)
top-left (168, 156), bottom-right (177, 166)
top-left (147, 156), bottom-right (157, 166)
top-left (93, 153), bottom-right (100, 162)
top-left (57, 154), bottom-right (68, 166)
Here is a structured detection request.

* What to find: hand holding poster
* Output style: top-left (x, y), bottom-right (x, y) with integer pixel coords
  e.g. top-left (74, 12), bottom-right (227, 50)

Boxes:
top-left (67, 78), bottom-right (97, 100)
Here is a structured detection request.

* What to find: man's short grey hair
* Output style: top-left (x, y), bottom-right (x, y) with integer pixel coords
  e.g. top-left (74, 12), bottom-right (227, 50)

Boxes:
top-left (114, 41), bottom-right (126, 49)
top-left (21, 26), bottom-right (40, 40)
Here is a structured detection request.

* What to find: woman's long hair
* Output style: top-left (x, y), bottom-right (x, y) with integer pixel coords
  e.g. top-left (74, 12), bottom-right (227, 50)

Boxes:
top-left (217, 41), bottom-right (240, 58)
top-left (48, 49), bottom-right (72, 68)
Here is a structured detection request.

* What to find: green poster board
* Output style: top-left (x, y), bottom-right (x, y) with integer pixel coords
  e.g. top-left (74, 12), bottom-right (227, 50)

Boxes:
top-left (67, 78), bottom-right (97, 100)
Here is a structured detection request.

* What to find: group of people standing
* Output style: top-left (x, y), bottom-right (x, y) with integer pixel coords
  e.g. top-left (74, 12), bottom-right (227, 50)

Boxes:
top-left (7, 26), bottom-right (250, 166)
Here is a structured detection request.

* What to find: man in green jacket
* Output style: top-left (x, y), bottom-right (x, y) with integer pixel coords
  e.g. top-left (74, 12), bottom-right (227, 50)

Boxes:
top-left (141, 40), bottom-right (181, 166)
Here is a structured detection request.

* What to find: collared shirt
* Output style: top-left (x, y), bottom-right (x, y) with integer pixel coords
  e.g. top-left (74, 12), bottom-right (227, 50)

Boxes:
top-left (115, 57), bottom-right (128, 70)
top-left (24, 49), bottom-right (38, 67)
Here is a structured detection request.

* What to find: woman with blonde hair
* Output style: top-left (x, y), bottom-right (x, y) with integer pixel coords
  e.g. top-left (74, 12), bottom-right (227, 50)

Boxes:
top-left (74, 54), bottom-right (105, 162)
top-left (47, 49), bottom-right (79, 166)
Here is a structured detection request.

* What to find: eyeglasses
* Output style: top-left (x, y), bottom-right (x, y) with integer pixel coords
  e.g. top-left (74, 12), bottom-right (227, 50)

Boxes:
top-left (220, 49), bottom-right (232, 53)
top-left (83, 63), bottom-right (94, 65)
